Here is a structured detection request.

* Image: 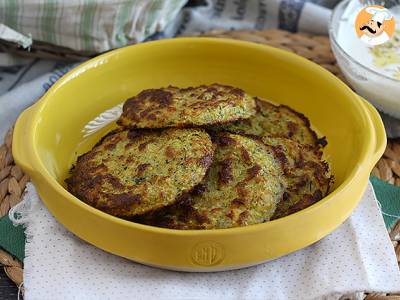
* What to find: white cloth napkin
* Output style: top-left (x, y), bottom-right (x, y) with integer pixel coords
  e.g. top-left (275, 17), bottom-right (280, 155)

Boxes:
top-left (10, 182), bottom-right (400, 300)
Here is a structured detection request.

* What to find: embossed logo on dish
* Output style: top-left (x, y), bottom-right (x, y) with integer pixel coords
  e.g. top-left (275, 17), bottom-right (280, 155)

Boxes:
top-left (191, 241), bottom-right (225, 266)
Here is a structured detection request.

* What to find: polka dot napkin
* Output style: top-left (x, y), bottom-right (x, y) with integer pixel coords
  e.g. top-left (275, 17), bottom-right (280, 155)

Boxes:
top-left (14, 182), bottom-right (400, 300)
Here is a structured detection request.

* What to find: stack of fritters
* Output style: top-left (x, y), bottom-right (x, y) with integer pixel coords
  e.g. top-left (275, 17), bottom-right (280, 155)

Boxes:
top-left (66, 84), bottom-right (332, 229)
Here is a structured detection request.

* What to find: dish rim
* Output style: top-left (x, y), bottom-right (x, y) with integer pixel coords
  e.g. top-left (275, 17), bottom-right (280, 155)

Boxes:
top-left (20, 37), bottom-right (377, 236)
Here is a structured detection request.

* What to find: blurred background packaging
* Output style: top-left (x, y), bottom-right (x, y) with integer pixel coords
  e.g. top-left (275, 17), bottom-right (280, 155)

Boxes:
top-left (0, 0), bottom-right (340, 63)
top-left (0, 0), bottom-right (187, 63)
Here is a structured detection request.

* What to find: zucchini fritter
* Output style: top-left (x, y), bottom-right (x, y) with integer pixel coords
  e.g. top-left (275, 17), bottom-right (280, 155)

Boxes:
top-left (66, 128), bottom-right (214, 217)
top-left (261, 137), bottom-right (332, 219)
top-left (219, 99), bottom-right (324, 147)
top-left (139, 133), bottom-right (286, 229)
top-left (117, 84), bottom-right (256, 129)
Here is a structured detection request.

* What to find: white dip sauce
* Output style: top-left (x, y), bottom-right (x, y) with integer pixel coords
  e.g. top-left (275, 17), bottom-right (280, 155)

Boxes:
top-left (338, 3), bottom-right (400, 79)
top-left (335, 1), bottom-right (400, 117)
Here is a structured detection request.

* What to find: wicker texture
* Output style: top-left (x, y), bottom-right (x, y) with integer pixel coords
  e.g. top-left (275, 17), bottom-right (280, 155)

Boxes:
top-left (0, 29), bottom-right (399, 299)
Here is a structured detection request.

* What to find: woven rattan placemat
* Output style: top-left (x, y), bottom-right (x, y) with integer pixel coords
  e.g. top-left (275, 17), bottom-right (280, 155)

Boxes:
top-left (0, 29), bottom-right (399, 299)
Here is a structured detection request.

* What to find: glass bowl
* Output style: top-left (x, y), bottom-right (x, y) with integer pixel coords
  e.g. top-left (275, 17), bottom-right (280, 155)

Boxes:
top-left (329, 0), bottom-right (400, 118)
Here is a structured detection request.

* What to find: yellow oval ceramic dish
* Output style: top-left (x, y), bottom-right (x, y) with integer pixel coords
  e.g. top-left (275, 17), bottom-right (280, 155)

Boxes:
top-left (12, 38), bottom-right (386, 271)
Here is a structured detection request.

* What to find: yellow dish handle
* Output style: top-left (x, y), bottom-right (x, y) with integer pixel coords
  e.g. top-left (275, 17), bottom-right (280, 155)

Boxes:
top-left (360, 98), bottom-right (387, 170)
top-left (12, 104), bottom-right (37, 176)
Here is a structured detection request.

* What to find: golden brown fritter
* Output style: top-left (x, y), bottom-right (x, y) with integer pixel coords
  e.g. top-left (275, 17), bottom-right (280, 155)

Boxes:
top-left (261, 137), bottom-right (332, 219)
top-left (219, 99), bottom-right (325, 147)
top-left (138, 133), bottom-right (286, 229)
top-left (67, 83), bottom-right (332, 228)
top-left (117, 84), bottom-right (256, 129)
top-left (66, 128), bottom-right (214, 218)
